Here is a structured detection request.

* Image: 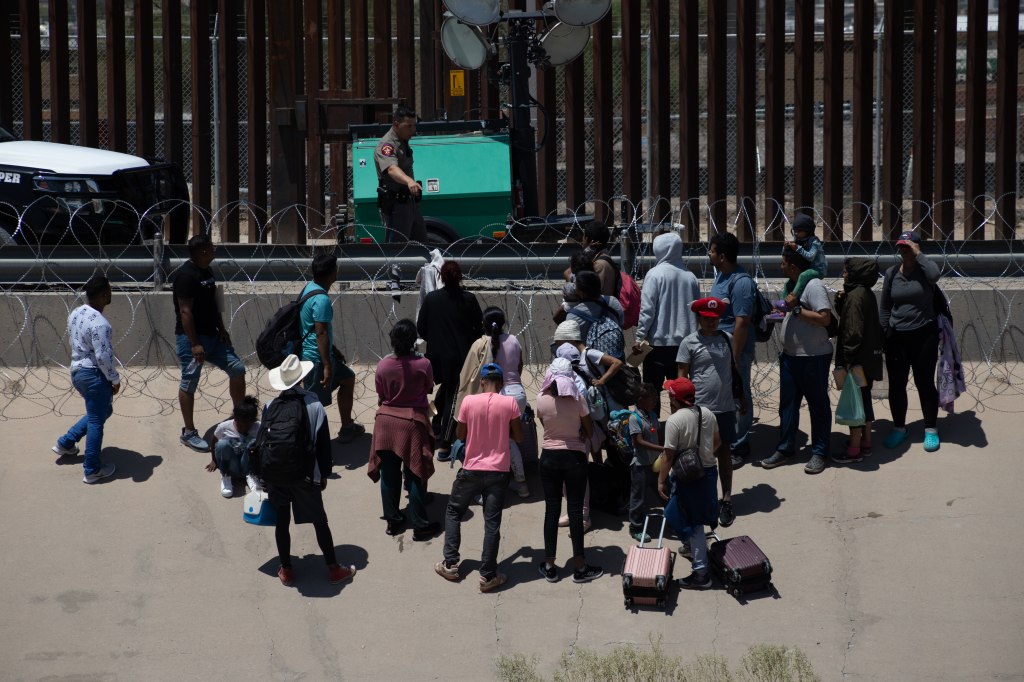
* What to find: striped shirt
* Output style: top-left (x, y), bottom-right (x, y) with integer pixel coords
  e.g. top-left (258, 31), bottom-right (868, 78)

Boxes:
top-left (68, 304), bottom-right (120, 384)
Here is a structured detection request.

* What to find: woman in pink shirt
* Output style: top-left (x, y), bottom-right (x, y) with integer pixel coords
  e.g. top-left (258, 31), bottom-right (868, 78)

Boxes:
top-left (535, 358), bottom-right (604, 584)
top-left (368, 319), bottom-right (439, 541)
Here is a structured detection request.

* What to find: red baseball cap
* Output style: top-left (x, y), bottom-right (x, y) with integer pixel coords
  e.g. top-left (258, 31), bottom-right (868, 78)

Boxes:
top-left (663, 377), bottom-right (696, 403)
top-left (691, 296), bottom-right (726, 318)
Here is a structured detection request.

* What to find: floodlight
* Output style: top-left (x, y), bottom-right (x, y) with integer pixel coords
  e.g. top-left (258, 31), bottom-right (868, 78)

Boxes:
top-left (551, 0), bottom-right (611, 27)
top-left (539, 22), bottom-right (590, 66)
top-left (441, 14), bottom-right (490, 70)
top-left (443, 0), bottom-right (500, 27)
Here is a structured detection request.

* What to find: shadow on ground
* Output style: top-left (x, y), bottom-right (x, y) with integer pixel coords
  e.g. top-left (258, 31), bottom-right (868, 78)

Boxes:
top-left (257, 544), bottom-right (369, 598)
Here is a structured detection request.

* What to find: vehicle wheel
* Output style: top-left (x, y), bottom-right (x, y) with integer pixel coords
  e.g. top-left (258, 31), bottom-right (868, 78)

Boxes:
top-left (423, 217), bottom-right (457, 246)
top-left (0, 225), bottom-right (13, 246)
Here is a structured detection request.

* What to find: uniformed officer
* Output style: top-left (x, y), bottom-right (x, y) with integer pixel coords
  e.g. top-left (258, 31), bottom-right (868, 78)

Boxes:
top-left (374, 106), bottom-right (428, 243)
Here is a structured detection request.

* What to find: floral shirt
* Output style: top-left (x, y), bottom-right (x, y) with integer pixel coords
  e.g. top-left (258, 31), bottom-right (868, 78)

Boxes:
top-left (68, 304), bottom-right (119, 383)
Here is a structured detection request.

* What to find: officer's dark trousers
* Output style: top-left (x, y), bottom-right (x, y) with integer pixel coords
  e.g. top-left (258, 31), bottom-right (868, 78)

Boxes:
top-left (383, 200), bottom-right (428, 243)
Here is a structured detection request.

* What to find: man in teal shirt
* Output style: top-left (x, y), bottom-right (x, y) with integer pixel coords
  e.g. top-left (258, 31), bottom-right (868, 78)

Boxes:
top-left (300, 253), bottom-right (363, 442)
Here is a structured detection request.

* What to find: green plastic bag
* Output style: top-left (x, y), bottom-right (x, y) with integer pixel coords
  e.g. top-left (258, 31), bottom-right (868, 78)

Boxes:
top-left (835, 372), bottom-right (866, 426)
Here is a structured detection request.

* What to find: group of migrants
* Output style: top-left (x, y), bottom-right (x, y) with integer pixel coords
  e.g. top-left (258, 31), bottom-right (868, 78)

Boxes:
top-left (54, 218), bottom-right (963, 591)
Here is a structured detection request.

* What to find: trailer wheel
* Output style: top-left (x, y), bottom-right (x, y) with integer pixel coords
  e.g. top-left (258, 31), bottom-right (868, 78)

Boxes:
top-left (423, 217), bottom-right (458, 246)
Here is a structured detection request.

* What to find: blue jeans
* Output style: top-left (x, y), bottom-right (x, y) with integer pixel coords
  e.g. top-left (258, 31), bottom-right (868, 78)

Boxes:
top-left (732, 351), bottom-right (754, 454)
top-left (442, 468), bottom-right (510, 579)
top-left (214, 438), bottom-right (252, 477)
top-left (59, 368), bottom-right (114, 475)
top-left (776, 353), bottom-right (833, 459)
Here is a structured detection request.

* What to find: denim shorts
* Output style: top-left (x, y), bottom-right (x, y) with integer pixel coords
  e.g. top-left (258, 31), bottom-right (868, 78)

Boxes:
top-left (176, 333), bottom-right (246, 394)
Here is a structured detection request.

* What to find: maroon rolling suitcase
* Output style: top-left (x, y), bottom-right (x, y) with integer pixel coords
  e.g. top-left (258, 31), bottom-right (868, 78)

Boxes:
top-left (708, 535), bottom-right (773, 597)
top-left (621, 514), bottom-right (675, 609)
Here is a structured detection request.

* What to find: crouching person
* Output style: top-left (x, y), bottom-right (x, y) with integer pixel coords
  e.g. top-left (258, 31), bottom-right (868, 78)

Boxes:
top-left (657, 378), bottom-right (732, 590)
top-left (252, 354), bottom-right (356, 588)
top-left (206, 395), bottom-right (261, 498)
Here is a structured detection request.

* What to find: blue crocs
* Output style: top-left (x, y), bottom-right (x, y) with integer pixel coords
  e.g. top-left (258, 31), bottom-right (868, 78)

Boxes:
top-left (923, 429), bottom-right (940, 452)
top-left (883, 428), bottom-right (908, 449)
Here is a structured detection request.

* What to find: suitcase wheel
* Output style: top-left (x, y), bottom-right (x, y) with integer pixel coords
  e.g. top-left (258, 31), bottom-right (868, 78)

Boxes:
top-left (624, 597), bottom-right (632, 609)
top-left (656, 598), bottom-right (665, 609)
top-left (622, 576), bottom-right (633, 591)
top-left (655, 576), bottom-right (666, 592)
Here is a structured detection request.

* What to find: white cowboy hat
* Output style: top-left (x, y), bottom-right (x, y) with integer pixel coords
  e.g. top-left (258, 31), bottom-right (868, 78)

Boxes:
top-left (268, 354), bottom-right (314, 391)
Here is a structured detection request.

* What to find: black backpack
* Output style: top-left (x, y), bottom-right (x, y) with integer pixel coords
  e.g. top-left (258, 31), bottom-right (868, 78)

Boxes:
top-left (255, 288), bottom-right (327, 369)
top-left (584, 350), bottom-right (643, 407)
top-left (728, 272), bottom-right (774, 343)
top-left (250, 390), bottom-right (313, 485)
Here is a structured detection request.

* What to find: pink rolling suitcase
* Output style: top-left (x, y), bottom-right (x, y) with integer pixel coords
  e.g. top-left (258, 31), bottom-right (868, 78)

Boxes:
top-left (708, 535), bottom-right (774, 598)
top-left (621, 513), bottom-right (675, 609)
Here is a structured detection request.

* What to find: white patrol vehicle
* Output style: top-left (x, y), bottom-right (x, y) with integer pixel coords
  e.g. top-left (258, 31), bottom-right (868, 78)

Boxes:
top-left (0, 126), bottom-right (189, 245)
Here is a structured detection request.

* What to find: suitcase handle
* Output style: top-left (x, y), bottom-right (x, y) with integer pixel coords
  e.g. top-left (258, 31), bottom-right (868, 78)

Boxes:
top-left (640, 512), bottom-right (667, 549)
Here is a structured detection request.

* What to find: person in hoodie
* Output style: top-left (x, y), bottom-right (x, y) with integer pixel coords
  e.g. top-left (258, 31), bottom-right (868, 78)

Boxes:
top-left (632, 231), bottom-right (701, 412)
top-left (831, 258), bottom-right (884, 465)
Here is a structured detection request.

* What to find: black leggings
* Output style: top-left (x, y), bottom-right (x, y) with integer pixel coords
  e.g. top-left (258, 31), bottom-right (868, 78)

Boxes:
top-left (885, 322), bottom-right (939, 429)
top-left (275, 506), bottom-right (337, 568)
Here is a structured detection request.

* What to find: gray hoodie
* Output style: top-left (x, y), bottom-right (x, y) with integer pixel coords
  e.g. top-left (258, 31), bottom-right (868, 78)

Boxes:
top-left (635, 232), bottom-right (701, 346)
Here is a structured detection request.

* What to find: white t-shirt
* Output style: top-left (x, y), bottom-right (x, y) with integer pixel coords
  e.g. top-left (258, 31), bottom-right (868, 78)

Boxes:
top-left (663, 406), bottom-right (719, 468)
top-left (213, 417), bottom-right (260, 443)
top-left (781, 278), bottom-right (834, 357)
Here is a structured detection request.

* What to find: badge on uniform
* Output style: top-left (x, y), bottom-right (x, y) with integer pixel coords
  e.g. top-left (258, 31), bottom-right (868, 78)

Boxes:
top-left (381, 143), bottom-right (395, 157)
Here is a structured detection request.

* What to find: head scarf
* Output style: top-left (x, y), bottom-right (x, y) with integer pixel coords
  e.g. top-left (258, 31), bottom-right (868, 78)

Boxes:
top-left (540, 357), bottom-right (581, 399)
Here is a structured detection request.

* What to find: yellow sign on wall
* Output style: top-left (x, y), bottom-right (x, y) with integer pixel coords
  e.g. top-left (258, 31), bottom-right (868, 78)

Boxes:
top-left (450, 70), bottom-right (465, 97)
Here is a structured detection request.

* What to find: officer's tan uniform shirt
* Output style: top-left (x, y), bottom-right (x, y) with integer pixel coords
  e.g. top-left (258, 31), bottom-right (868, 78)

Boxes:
top-left (374, 127), bottom-right (414, 192)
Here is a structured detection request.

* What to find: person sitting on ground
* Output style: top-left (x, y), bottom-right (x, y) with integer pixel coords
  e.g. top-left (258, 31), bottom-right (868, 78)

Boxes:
top-left (434, 363), bottom-right (522, 593)
top-left (675, 297), bottom-right (739, 526)
top-left (368, 319), bottom-right (440, 541)
top-left (255, 354), bottom-right (356, 588)
top-left (832, 257), bottom-right (884, 464)
top-left (657, 377), bottom-right (730, 591)
top-left (205, 395), bottom-right (261, 498)
top-left (782, 213), bottom-right (828, 310)
top-left (625, 383), bottom-right (669, 543)
top-left (535, 358), bottom-right (603, 584)
top-left (299, 252), bottom-right (364, 443)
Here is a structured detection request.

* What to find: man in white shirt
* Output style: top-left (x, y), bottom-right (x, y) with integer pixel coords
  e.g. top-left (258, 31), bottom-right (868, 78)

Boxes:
top-left (52, 275), bottom-right (121, 484)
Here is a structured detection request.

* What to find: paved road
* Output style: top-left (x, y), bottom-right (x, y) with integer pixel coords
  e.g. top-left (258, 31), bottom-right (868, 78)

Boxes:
top-left (1, 365), bottom-right (1021, 681)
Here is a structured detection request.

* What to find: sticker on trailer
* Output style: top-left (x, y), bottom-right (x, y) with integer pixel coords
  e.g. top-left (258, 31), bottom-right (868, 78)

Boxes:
top-left (359, 159), bottom-right (367, 167)
top-left (0, 172), bottom-right (21, 183)
top-left (426, 179), bottom-right (440, 193)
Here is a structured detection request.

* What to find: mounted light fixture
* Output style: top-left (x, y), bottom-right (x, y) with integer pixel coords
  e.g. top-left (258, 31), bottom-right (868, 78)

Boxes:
top-left (440, 14), bottom-right (491, 70)
top-left (443, 0), bottom-right (501, 27)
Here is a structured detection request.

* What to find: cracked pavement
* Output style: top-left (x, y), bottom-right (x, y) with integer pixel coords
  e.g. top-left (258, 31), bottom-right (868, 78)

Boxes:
top-left (1, 367), bottom-right (1022, 680)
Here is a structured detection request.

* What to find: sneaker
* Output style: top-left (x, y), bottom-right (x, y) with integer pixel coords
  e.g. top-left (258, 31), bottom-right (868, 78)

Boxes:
top-left (82, 463), bottom-right (116, 484)
top-left (328, 564), bottom-right (357, 584)
top-left (278, 566), bottom-right (294, 586)
top-left (180, 428), bottom-right (209, 452)
top-left (435, 449), bottom-right (452, 462)
top-left (246, 473), bottom-right (261, 492)
top-left (730, 453), bottom-right (746, 469)
top-left (757, 451), bottom-right (790, 469)
top-left (572, 565), bottom-right (604, 584)
top-left (923, 429), bottom-right (940, 453)
top-left (337, 423), bottom-right (365, 443)
top-left (412, 521), bottom-right (441, 542)
top-left (831, 449), bottom-right (864, 464)
top-left (538, 561), bottom-right (559, 583)
top-left (220, 474), bottom-right (234, 498)
top-left (680, 542), bottom-right (693, 560)
top-left (884, 428), bottom-right (909, 449)
top-left (52, 442), bottom-right (80, 457)
top-left (385, 515), bottom-right (406, 536)
top-left (479, 572), bottom-right (507, 593)
top-left (718, 500), bottom-right (735, 528)
top-left (557, 514), bottom-right (570, 528)
top-left (860, 444), bottom-right (873, 457)
top-left (514, 482), bottom-right (530, 499)
top-left (677, 570), bottom-right (712, 590)
top-left (631, 530), bottom-right (652, 544)
top-left (804, 454), bottom-right (827, 474)
top-left (434, 560), bottom-right (460, 582)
